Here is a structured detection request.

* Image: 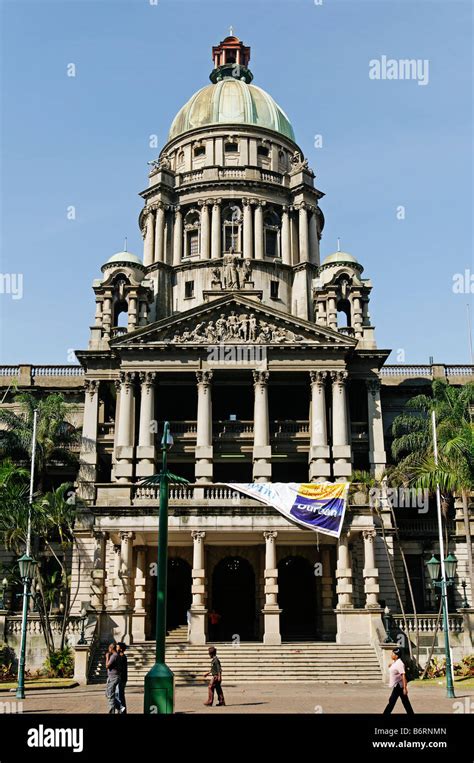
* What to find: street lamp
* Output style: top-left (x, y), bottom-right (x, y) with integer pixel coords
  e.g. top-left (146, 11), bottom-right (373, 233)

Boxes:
top-left (142, 422), bottom-right (188, 714)
top-left (77, 606), bottom-right (88, 645)
top-left (425, 552), bottom-right (458, 698)
top-left (0, 577), bottom-right (8, 610)
top-left (16, 553), bottom-right (38, 700)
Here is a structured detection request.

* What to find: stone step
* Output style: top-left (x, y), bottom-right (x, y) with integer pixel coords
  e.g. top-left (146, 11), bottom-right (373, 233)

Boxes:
top-left (88, 640), bottom-right (382, 683)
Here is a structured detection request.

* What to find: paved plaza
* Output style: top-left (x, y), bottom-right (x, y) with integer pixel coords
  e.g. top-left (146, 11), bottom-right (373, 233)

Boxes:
top-left (7, 682), bottom-right (474, 715)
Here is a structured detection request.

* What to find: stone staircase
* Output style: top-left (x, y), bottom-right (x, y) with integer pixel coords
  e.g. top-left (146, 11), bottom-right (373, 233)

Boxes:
top-left (89, 635), bottom-right (382, 685)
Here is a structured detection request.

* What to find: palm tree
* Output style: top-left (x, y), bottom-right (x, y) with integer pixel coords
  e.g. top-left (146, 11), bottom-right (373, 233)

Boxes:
top-left (0, 464), bottom-right (80, 656)
top-left (0, 391), bottom-right (80, 493)
top-left (391, 380), bottom-right (474, 599)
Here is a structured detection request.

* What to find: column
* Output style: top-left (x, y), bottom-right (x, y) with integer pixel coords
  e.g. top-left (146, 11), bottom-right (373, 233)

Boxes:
top-left (132, 546), bottom-right (147, 641)
top-left (362, 529), bottom-right (380, 608)
top-left (137, 371), bottom-right (157, 477)
top-left (112, 543), bottom-right (121, 610)
top-left (173, 205), bottom-right (183, 266)
top-left (154, 203), bottom-right (165, 263)
top-left (90, 531), bottom-right (107, 610)
top-left (308, 371), bottom-right (331, 480)
top-left (113, 371), bottom-right (135, 483)
top-left (143, 208), bottom-right (155, 267)
top-left (211, 200), bottom-right (221, 259)
top-left (308, 207), bottom-right (320, 265)
top-left (119, 531), bottom-right (134, 613)
top-left (352, 296), bottom-right (364, 338)
top-left (190, 531), bottom-right (207, 644)
top-left (200, 201), bottom-right (210, 259)
top-left (254, 202), bottom-right (264, 261)
top-left (327, 295), bottom-right (338, 330)
top-left (331, 370), bottom-right (351, 479)
top-left (366, 379), bottom-right (387, 479)
top-left (262, 531), bottom-right (281, 644)
top-left (195, 371), bottom-right (213, 483)
top-left (320, 546), bottom-right (336, 637)
top-left (243, 198), bottom-right (253, 259)
top-left (335, 534), bottom-right (353, 609)
top-left (78, 379), bottom-right (99, 499)
top-left (281, 206), bottom-right (291, 265)
top-left (298, 204), bottom-right (309, 263)
top-left (252, 370), bottom-right (271, 482)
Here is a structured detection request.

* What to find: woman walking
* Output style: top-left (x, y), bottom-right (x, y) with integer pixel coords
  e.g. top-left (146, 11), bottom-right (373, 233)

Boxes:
top-left (383, 648), bottom-right (414, 714)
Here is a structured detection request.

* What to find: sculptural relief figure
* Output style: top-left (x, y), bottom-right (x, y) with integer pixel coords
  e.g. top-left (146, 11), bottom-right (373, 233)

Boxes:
top-left (166, 311), bottom-right (310, 344)
top-left (242, 259), bottom-right (252, 283)
top-left (248, 313), bottom-right (257, 342)
top-left (239, 314), bottom-right (249, 341)
top-left (223, 250), bottom-right (240, 289)
top-left (216, 314), bottom-right (227, 341)
top-left (211, 266), bottom-right (222, 285)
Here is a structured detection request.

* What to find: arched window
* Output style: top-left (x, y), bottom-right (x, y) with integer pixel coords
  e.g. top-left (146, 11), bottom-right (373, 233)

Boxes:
top-left (337, 298), bottom-right (351, 327)
top-left (222, 204), bottom-right (242, 253)
top-left (112, 274), bottom-right (129, 328)
top-left (184, 209), bottom-right (200, 258)
top-left (264, 209), bottom-right (280, 258)
top-left (177, 150), bottom-right (185, 169)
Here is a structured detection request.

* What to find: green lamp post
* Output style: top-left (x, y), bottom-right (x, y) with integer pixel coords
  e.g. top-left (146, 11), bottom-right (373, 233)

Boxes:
top-left (425, 552), bottom-right (458, 699)
top-left (142, 422), bottom-right (189, 714)
top-left (16, 553), bottom-right (38, 700)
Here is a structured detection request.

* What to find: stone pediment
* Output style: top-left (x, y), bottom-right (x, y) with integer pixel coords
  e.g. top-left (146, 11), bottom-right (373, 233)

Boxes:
top-left (111, 295), bottom-right (356, 348)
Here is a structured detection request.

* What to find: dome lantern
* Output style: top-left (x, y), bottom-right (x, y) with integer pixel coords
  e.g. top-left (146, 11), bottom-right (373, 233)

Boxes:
top-left (210, 33), bottom-right (253, 84)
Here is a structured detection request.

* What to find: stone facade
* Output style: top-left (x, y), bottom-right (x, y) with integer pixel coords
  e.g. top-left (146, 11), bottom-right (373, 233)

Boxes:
top-left (0, 35), bottom-right (473, 673)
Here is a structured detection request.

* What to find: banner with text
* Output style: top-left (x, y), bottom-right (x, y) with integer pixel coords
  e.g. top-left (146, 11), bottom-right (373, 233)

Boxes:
top-left (226, 482), bottom-right (350, 538)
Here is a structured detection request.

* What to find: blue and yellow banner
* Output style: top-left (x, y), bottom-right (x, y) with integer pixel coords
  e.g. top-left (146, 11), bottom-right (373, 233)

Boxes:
top-left (226, 482), bottom-right (349, 538)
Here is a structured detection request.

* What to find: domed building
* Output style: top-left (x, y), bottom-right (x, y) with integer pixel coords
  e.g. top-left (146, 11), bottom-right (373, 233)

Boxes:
top-left (53, 35), bottom-right (472, 681)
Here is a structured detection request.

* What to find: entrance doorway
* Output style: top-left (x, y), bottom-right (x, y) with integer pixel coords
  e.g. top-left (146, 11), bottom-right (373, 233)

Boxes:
top-left (150, 557), bottom-right (191, 638)
top-left (211, 556), bottom-right (256, 641)
top-left (278, 556), bottom-right (317, 639)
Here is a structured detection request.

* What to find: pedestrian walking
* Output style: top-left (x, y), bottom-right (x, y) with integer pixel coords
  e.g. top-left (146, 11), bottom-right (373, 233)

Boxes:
top-left (383, 648), bottom-right (414, 714)
top-left (115, 642), bottom-right (128, 714)
top-left (203, 646), bottom-right (225, 706)
top-left (105, 643), bottom-right (121, 714)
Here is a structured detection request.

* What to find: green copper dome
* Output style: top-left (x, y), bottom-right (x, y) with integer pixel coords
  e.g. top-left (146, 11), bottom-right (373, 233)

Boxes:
top-left (168, 78), bottom-right (295, 143)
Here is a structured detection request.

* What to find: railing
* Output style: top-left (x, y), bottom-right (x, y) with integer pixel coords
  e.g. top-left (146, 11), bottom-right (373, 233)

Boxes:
top-left (98, 422), bottom-right (115, 436)
top-left (380, 365), bottom-right (432, 377)
top-left (392, 614), bottom-right (463, 633)
top-left (134, 484), bottom-right (195, 501)
top-left (396, 518), bottom-right (456, 535)
top-left (446, 365), bottom-right (474, 376)
top-left (5, 614), bottom-right (84, 636)
top-left (339, 326), bottom-right (355, 337)
top-left (111, 327), bottom-right (127, 338)
top-left (260, 170), bottom-right (283, 184)
top-left (218, 168), bottom-right (245, 179)
top-left (181, 170), bottom-right (204, 183)
top-left (381, 364), bottom-right (474, 380)
top-left (351, 421), bottom-right (369, 440)
top-left (272, 420), bottom-right (310, 435)
top-left (168, 420), bottom-right (198, 435)
top-left (0, 366), bottom-right (20, 377)
top-left (213, 420), bottom-right (254, 437)
top-left (32, 366), bottom-right (84, 377)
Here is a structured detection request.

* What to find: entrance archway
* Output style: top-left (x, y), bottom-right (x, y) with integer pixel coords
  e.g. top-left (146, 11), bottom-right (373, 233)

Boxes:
top-left (278, 556), bottom-right (317, 639)
top-left (150, 557), bottom-right (192, 638)
top-left (212, 556), bottom-right (256, 641)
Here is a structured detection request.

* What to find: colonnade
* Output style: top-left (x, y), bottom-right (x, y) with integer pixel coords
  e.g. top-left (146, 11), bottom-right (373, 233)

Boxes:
top-left (142, 199), bottom-right (321, 267)
top-left (89, 527), bottom-right (381, 645)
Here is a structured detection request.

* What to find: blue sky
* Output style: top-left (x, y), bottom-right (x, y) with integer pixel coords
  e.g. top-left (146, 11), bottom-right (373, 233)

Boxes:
top-left (0, 0), bottom-right (472, 364)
